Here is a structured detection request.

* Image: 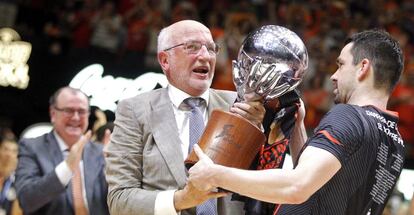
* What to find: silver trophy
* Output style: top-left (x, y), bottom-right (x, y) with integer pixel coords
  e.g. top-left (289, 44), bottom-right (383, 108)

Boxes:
top-left (186, 25), bottom-right (308, 170)
top-left (233, 25), bottom-right (308, 102)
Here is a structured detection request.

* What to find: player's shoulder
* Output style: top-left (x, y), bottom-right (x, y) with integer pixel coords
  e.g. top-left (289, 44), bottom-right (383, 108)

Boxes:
top-left (327, 104), bottom-right (360, 116)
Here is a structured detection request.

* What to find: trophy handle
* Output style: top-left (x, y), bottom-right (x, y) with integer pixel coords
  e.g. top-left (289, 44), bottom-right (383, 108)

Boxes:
top-left (185, 109), bottom-right (266, 170)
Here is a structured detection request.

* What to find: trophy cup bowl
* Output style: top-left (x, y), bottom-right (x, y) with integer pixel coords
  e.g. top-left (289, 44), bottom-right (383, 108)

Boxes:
top-left (185, 25), bottom-right (308, 169)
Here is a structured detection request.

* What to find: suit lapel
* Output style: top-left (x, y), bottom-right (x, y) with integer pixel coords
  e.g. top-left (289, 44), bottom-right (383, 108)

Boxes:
top-left (45, 132), bottom-right (64, 166)
top-left (148, 89), bottom-right (236, 188)
top-left (45, 132), bottom-right (75, 209)
top-left (150, 89), bottom-right (187, 187)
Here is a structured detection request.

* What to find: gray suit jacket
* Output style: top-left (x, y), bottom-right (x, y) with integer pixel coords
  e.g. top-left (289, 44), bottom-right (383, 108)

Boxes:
top-left (15, 132), bottom-right (109, 215)
top-left (106, 88), bottom-right (245, 215)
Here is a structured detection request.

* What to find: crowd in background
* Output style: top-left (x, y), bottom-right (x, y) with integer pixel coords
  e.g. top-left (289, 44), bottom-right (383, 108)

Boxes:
top-left (0, 0), bottom-right (413, 213)
top-left (6, 0), bottom-right (414, 153)
top-left (1, 0), bottom-right (413, 151)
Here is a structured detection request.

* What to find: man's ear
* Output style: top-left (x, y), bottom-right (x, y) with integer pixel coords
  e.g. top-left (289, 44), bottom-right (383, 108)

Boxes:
top-left (357, 58), bottom-right (371, 81)
top-left (49, 106), bottom-right (55, 123)
top-left (158, 51), bottom-right (169, 72)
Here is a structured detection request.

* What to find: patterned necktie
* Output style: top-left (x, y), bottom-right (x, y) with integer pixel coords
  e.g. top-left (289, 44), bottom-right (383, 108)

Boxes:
top-left (184, 97), bottom-right (217, 215)
top-left (185, 97), bottom-right (205, 154)
top-left (72, 164), bottom-right (88, 215)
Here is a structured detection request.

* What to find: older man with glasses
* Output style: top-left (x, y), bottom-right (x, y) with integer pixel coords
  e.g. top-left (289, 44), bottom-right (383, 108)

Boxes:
top-left (105, 20), bottom-right (265, 215)
top-left (15, 86), bottom-right (110, 215)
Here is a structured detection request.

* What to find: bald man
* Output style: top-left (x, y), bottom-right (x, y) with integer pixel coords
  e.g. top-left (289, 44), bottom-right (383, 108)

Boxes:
top-left (105, 20), bottom-right (265, 215)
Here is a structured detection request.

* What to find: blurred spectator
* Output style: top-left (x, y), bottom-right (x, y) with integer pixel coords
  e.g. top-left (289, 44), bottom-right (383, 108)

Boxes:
top-left (90, 107), bottom-right (108, 140)
top-left (171, 1), bottom-right (198, 23)
top-left (95, 122), bottom-right (113, 146)
top-left (0, 128), bottom-right (22, 215)
top-left (212, 9), bottom-right (258, 91)
top-left (87, 106), bottom-right (114, 156)
top-left (0, 1), bottom-right (17, 27)
top-left (208, 10), bottom-right (233, 90)
top-left (389, 62), bottom-right (414, 157)
top-left (302, 71), bottom-right (331, 134)
top-left (69, 0), bottom-right (98, 49)
top-left (118, 0), bottom-right (150, 73)
top-left (95, 122), bottom-right (114, 157)
top-left (284, 2), bottom-right (312, 36)
top-left (14, 87), bottom-right (109, 215)
top-left (224, 11), bottom-right (257, 61)
top-left (42, 3), bottom-right (74, 56)
top-left (90, 0), bottom-right (124, 54)
top-left (144, 11), bottom-right (167, 72)
top-left (384, 189), bottom-right (406, 215)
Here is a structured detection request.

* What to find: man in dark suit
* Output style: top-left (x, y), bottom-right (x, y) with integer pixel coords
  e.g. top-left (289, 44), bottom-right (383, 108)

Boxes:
top-left (105, 20), bottom-right (265, 215)
top-left (15, 87), bottom-right (109, 215)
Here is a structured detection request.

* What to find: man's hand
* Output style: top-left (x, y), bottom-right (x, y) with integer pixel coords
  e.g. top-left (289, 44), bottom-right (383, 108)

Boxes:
top-left (173, 182), bottom-right (226, 211)
top-left (65, 130), bottom-right (91, 172)
top-left (188, 145), bottom-right (217, 191)
top-left (230, 100), bottom-right (265, 128)
top-left (297, 98), bottom-right (306, 122)
top-left (102, 128), bottom-right (112, 146)
top-left (174, 145), bottom-right (227, 211)
top-left (102, 128), bottom-right (112, 157)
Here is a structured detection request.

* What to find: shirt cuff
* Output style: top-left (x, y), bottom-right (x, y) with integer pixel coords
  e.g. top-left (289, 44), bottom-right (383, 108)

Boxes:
top-left (55, 161), bottom-right (73, 186)
top-left (154, 190), bottom-right (179, 215)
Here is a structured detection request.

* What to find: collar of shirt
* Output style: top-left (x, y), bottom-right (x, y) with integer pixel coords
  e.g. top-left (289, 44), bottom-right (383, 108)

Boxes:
top-left (53, 130), bottom-right (69, 154)
top-left (167, 84), bottom-right (209, 110)
top-left (167, 84), bottom-right (209, 159)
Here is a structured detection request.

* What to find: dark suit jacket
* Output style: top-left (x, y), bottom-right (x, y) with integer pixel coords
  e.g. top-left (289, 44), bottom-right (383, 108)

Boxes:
top-left (15, 131), bottom-right (109, 215)
top-left (105, 88), bottom-right (245, 215)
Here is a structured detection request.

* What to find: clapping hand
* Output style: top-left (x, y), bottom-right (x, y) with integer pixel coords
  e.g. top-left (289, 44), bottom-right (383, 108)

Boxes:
top-left (65, 130), bottom-right (91, 172)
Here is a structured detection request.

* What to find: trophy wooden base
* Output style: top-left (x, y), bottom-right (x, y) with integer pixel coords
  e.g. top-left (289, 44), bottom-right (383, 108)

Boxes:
top-left (185, 109), bottom-right (266, 169)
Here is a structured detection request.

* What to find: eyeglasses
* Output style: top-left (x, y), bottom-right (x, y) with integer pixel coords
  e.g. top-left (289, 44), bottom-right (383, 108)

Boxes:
top-left (54, 106), bottom-right (90, 117)
top-left (163, 41), bottom-right (220, 55)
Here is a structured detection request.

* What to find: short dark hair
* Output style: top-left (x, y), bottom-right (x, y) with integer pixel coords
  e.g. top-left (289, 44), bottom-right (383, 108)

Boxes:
top-left (345, 30), bottom-right (404, 93)
top-left (49, 86), bottom-right (90, 107)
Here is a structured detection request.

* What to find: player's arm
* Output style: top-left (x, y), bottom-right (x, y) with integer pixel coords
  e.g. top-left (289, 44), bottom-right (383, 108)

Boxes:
top-left (289, 99), bottom-right (307, 165)
top-left (189, 145), bottom-right (341, 204)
